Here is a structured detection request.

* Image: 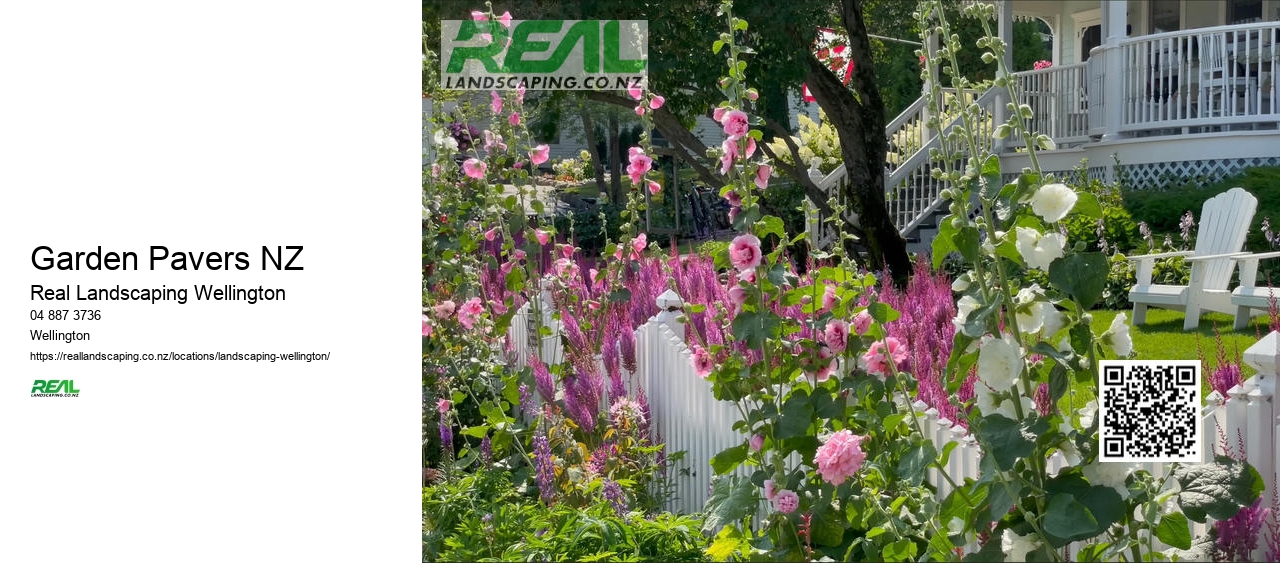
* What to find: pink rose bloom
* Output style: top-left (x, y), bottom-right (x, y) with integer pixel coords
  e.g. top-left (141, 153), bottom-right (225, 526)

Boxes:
top-left (437, 398), bottom-right (451, 413)
top-left (530, 144), bottom-right (550, 165)
top-left (729, 234), bottom-right (762, 271)
top-left (422, 315), bottom-right (433, 337)
top-left (691, 345), bottom-right (714, 378)
top-left (649, 95), bottom-right (665, 109)
top-left (462, 158), bottom-right (486, 180)
top-left (738, 268), bottom-right (757, 284)
top-left (813, 429), bottom-right (867, 485)
top-left (496, 10), bottom-right (512, 27)
top-left (509, 112), bottom-right (521, 126)
top-left (628, 83), bottom-right (643, 100)
top-left (483, 227), bottom-right (499, 241)
top-left (433, 300), bottom-right (456, 318)
top-left (719, 109), bottom-right (749, 140)
top-left (822, 284), bottom-right (838, 310)
top-left (725, 190), bottom-right (742, 207)
top-left (852, 310), bottom-right (873, 335)
top-left (470, 10), bottom-right (487, 21)
top-left (755, 163), bottom-right (772, 189)
top-left (862, 336), bottom-right (908, 377)
top-left (824, 320), bottom-right (849, 353)
top-left (763, 479), bottom-right (777, 501)
top-left (773, 489), bottom-right (800, 514)
top-left (634, 105), bottom-right (645, 116)
top-left (713, 106), bottom-right (728, 122)
top-left (534, 229), bottom-right (551, 246)
top-left (647, 180), bottom-right (661, 195)
top-left (457, 297), bottom-right (484, 330)
top-left (490, 91), bottom-right (503, 114)
top-left (632, 233), bottom-right (647, 257)
top-left (750, 434), bottom-right (764, 452)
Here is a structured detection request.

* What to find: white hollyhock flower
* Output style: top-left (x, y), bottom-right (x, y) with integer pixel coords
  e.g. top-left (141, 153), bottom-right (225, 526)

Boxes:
top-left (952, 274), bottom-right (971, 292)
top-left (1030, 183), bottom-right (1079, 223)
top-left (978, 333), bottom-right (1023, 390)
top-left (1002, 529), bottom-right (1041, 561)
top-left (1083, 461), bottom-right (1138, 497)
top-left (1014, 284), bottom-right (1047, 333)
top-left (432, 128), bottom-right (459, 151)
top-left (994, 395), bottom-right (1036, 420)
top-left (1040, 304), bottom-right (1066, 339)
top-left (974, 382), bottom-right (1000, 415)
top-left (954, 295), bottom-right (980, 331)
top-left (1105, 313), bottom-right (1133, 357)
top-left (1015, 227), bottom-right (1065, 271)
top-left (1078, 399), bottom-right (1099, 429)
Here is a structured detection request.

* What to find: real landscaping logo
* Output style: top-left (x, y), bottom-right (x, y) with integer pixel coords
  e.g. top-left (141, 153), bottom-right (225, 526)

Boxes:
top-left (31, 379), bottom-right (80, 397)
top-left (440, 20), bottom-right (647, 90)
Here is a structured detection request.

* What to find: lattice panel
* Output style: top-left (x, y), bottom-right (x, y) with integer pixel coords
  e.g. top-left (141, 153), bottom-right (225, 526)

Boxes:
top-left (1121, 157), bottom-right (1280, 190)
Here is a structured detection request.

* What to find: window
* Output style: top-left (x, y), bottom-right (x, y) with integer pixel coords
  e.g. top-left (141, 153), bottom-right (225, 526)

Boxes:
top-left (1228, 0), bottom-right (1262, 23)
top-left (1081, 24), bottom-right (1102, 61)
top-left (1150, 0), bottom-right (1180, 33)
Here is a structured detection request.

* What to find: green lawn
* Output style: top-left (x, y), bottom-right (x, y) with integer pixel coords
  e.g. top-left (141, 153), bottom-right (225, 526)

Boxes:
top-left (1089, 308), bottom-right (1272, 389)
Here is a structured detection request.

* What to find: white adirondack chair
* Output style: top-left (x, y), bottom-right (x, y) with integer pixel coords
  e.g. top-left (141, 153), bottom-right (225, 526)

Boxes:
top-left (1230, 251), bottom-right (1280, 330)
top-left (1128, 187), bottom-right (1257, 330)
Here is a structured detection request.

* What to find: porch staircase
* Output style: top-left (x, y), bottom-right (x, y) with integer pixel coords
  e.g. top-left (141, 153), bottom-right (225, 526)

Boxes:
top-left (809, 87), bottom-right (999, 254)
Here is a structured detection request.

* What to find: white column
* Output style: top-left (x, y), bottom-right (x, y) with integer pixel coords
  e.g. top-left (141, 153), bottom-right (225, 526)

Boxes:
top-left (994, 2), bottom-right (1015, 154)
top-left (1101, 0), bottom-right (1128, 141)
top-left (653, 288), bottom-right (685, 336)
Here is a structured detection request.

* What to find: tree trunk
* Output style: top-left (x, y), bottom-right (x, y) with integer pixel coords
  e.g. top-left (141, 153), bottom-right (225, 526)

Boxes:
top-left (607, 114), bottom-right (623, 205)
top-left (579, 107), bottom-right (607, 196)
top-left (801, 0), bottom-right (912, 288)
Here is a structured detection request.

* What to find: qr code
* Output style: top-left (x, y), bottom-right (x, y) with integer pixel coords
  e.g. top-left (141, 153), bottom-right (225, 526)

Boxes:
top-left (1098, 360), bottom-right (1202, 463)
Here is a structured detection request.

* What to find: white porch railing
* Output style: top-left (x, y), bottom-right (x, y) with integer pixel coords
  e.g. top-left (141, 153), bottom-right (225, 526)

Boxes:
top-left (1009, 62), bottom-right (1091, 147)
top-left (1111, 22), bottom-right (1280, 134)
top-left (508, 286), bottom-right (1280, 559)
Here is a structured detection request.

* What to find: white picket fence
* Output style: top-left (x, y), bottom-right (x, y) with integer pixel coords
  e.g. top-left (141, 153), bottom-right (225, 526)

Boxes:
top-left (509, 284), bottom-right (1280, 560)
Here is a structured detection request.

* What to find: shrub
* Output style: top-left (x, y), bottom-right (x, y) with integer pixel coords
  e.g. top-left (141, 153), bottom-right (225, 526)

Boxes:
top-left (1124, 166), bottom-right (1280, 253)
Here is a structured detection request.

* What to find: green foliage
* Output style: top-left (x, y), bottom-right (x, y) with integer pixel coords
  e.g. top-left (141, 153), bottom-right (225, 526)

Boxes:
top-left (552, 204), bottom-right (626, 253)
top-left (1099, 254), bottom-right (1135, 310)
top-left (423, 470), bottom-right (709, 562)
top-left (1060, 170), bottom-right (1140, 254)
top-left (1123, 166), bottom-right (1280, 252)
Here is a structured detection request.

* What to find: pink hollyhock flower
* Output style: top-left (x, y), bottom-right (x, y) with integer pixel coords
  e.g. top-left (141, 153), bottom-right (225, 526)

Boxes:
top-left (422, 315), bottom-right (433, 337)
top-left (483, 130), bottom-right (506, 152)
top-left (534, 229), bottom-right (551, 246)
top-left (750, 434), bottom-right (764, 452)
top-left (738, 268), bottom-right (757, 283)
top-left (560, 244), bottom-right (575, 258)
top-left (729, 234), bottom-right (762, 271)
top-left (499, 261), bottom-right (514, 276)
top-left (719, 137), bottom-right (739, 175)
top-left (814, 355), bottom-right (836, 382)
top-left (728, 207), bottom-right (739, 222)
top-left (719, 109), bottom-right (749, 140)
top-left (490, 91), bottom-right (503, 114)
top-left (824, 320), bottom-right (849, 353)
top-left (773, 489), bottom-right (800, 514)
top-left (852, 310), bottom-right (873, 335)
top-left (512, 249), bottom-right (527, 262)
top-left (746, 89), bottom-right (759, 101)
top-left (822, 284), bottom-right (838, 310)
top-left (713, 106), bottom-right (728, 122)
top-left (496, 10), bottom-right (512, 27)
top-left (553, 257), bottom-right (579, 279)
top-left (516, 84), bottom-right (526, 104)
top-left (691, 345), bottom-right (714, 378)
top-left (491, 301), bottom-right (508, 316)
top-left (588, 268), bottom-right (599, 284)
top-left (763, 479), bottom-right (777, 501)
top-left (755, 163), bottom-right (772, 189)
top-left (634, 105), bottom-right (645, 116)
top-left (462, 158), bottom-right (486, 180)
top-left (530, 144), bottom-right (550, 165)
top-left (430, 163), bottom-right (441, 178)
top-left (626, 147), bottom-right (652, 185)
top-left (647, 180), bottom-right (661, 195)
top-left (433, 300), bottom-right (456, 318)
top-left (814, 429), bottom-right (867, 485)
top-left (862, 336), bottom-right (908, 377)
top-left (649, 95), bottom-right (665, 109)
top-left (470, 10), bottom-right (487, 21)
top-left (513, 161), bottom-right (523, 169)
top-left (725, 190), bottom-right (742, 207)
top-left (632, 233), bottom-right (647, 257)
top-left (509, 112), bottom-right (521, 126)
top-left (628, 83), bottom-right (643, 100)
top-left (484, 227), bottom-right (499, 241)
top-left (457, 297), bottom-right (484, 329)
top-left (437, 398), bottom-right (451, 413)
top-left (744, 137), bottom-right (757, 159)
top-left (728, 285), bottom-right (747, 312)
